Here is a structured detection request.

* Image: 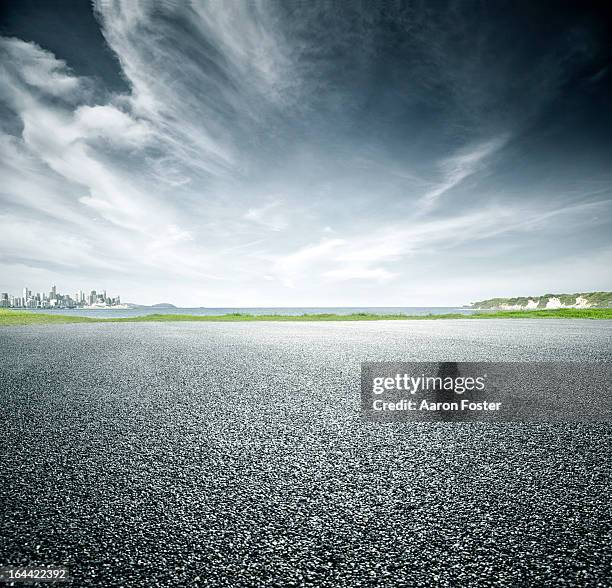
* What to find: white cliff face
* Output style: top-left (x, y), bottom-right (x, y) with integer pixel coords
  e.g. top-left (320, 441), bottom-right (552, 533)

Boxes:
top-left (497, 299), bottom-right (539, 310)
top-left (471, 292), bottom-right (608, 310)
top-left (482, 295), bottom-right (595, 310)
top-left (574, 296), bottom-right (591, 308)
top-left (545, 297), bottom-right (563, 309)
top-left (500, 296), bottom-right (592, 310)
top-left (546, 296), bottom-right (592, 309)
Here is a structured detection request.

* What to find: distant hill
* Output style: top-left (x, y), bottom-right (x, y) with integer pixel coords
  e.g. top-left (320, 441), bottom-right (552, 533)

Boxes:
top-left (150, 303), bottom-right (177, 308)
top-left (468, 291), bottom-right (612, 310)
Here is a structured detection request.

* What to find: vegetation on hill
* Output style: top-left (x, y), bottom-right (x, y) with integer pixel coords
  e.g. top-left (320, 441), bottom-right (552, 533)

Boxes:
top-left (469, 291), bottom-right (612, 309)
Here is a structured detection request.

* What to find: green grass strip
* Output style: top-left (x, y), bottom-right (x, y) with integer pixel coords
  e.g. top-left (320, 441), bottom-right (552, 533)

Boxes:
top-left (2, 307), bottom-right (612, 326)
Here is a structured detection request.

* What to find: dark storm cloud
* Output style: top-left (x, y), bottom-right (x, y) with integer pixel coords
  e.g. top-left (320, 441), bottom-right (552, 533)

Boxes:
top-left (0, 0), bottom-right (611, 305)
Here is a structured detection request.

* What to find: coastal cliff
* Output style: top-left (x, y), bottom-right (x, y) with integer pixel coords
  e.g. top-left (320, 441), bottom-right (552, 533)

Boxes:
top-left (468, 291), bottom-right (612, 310)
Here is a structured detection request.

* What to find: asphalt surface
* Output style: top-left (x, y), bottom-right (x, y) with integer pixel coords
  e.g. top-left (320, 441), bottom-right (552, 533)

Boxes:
top-left (1, 320), bottom-right (611, 587)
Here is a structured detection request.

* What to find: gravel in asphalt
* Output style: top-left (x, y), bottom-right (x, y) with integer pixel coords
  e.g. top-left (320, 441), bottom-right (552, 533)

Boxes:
top-left (1, 320), bottom-right (611, 587)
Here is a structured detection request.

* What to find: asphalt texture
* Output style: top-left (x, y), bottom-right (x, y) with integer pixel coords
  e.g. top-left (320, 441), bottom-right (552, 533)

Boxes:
top-left (1, 320), bottom-right (611, 587)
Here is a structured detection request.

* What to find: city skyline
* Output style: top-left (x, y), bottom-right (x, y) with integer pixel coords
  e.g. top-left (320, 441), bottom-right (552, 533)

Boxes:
top-left (1, 283), bottom-right (122, 309)
top-left (1, 1), bottom-right (611, 306)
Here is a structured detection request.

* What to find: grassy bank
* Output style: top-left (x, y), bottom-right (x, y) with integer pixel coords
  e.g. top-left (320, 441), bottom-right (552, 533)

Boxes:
top-left (1, 307), bottom-right (612, 326)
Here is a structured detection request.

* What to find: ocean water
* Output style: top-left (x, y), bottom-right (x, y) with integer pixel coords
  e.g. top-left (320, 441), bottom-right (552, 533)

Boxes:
top-left (19, 306), bottom-right (479, 319)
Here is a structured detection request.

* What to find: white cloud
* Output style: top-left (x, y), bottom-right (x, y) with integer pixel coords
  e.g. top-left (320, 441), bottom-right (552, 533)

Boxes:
top-left (271, 239), bottom-right (346, 287)
top-left (74, 105), bottom-right (151, 146)
top-left (244, 199), bottom-right (288, 231)
top-left (0, 36), bottom-right (222, 287)
top-left (418, 136), bottom-right (509, 211)
top-left (266, 199), bottom-right (612, 293)
top-left (92, 0), bottom-right (292, 178)
top-left (0, 37), bottom-right (81, 97)
top-left (323, 266), bottom-right (397, 282)
top-left (0, 213), bottom-right (119, 271)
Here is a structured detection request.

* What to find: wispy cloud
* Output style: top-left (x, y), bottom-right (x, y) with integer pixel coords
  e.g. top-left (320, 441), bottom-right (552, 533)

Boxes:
top-left (323, 266), bottom-right (397, 282)
top-left (0, 37), bottom-right (81, 97)
top-left (244, 199), bottom-right (288, 232)
top-left (267, 199), bottom-right (612, 292)
top-left (0, 35), bottom-right (218, 285)
top-left (417, 136), bottom-right (509, 212)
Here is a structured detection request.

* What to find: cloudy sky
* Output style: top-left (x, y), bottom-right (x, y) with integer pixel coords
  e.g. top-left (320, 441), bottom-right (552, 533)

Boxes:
top-left (1, 0), bottom-right (611, 306)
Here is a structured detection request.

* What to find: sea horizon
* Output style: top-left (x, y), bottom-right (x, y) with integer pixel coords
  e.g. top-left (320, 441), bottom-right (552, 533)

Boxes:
top-left (18, 306), bottom-right (479, 319)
